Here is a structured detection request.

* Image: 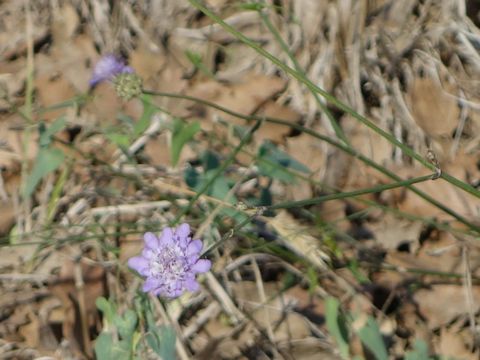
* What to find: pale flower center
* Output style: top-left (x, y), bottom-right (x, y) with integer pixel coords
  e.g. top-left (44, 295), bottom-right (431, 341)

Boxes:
top-left (149, 247), bottom-right (187, 282)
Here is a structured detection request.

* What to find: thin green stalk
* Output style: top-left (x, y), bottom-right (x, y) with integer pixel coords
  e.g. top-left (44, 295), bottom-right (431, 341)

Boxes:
top-left (259, 10), bottom-right (348, 144)
top-left (214, 129), bottom-right (475, 237)
top-left (143, 90), bottom-right (479, 233)
top-left (187, 0), bottom-right (480, 200)
top-left (5, 130), bottom-right (466, 254)
top-left (46, 162), bottom-right (70, 225)
top-left (268, 175), bottom-right (433, 210)
top-left (378, 263), bottom-right (480, 281)
top-left (138, 93), bottom-right (472, 235)
top-left (37, 94), bottom-right (88, 115)
top-left (19, 1), bottom-right (35, 238)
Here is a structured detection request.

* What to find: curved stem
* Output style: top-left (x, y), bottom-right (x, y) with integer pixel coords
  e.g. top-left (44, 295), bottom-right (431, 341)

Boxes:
top-left (268, 175), bottom-right (433, 210)
top-left (259, 10), bottom-right (348, 144)
top-left (187, 0), bottom-right (480, 200)
top-left (143, 90), bottom-right (480, 233)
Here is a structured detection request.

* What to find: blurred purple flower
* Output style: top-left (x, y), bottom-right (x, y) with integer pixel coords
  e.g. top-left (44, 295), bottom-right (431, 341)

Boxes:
top-left (128, 224), bottom-right (211, 298)
top-left (89, 54), bottom-right (133, 87)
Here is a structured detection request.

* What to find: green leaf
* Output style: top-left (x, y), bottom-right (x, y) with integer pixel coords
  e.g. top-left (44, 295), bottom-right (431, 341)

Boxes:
top-left (185, 50), bottom-right (202, 67)
top-left (184, 166), bottom-right (199, 188)
top-left (134, 94), bottom-right (155, 137)
top-left (325, 297), bottom-right (350, 360)
top-left (185, 50), bottom-right (214, 78)
top-left (357, 316), bottom-right (389, 360)
top-left (202, 171), bottom-right (234, 203)
top-left (94, 331), bottom-right (114, 360)
top-left (306, 266), bottom-right (318, 295)
top-left (259, 186), bottom-right (273, 206)
top-left (114, 309), bottom-right (137, 340)
top-left (260, 141), bottom-right (310, 172)
top-left (171, 119), bottom-right (201, 166)
top-left (131, 331), bottom-right (141, 355)
top-left (145, 306), bottom-right (176, 359)
top-left (39, 117), bottom-right (67, 147)
top-left (156, 325), bottom-right (176, 360)
top-left (144, 301), bottom-right (162, 354)
top-left (23, 147), bottom-right (65, 198)
top-left (405, 339), bottom-right (432, 360)
top-left (202, 150), bottom-right (220, 171)
top-left (111, 340), bottom-right (132, 360)
top-left (145, 332), bottom-right (161, 355)
top-left (106, 132), bottom-right (130, 150)
top-left (257, 141), bottom-right (310, 183)
top-left (96, 297), bottom-right (115, 325)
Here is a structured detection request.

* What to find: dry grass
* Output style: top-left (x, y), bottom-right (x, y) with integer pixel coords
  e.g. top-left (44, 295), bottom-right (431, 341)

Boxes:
top-left (0, 0), bottom-right (480, 359)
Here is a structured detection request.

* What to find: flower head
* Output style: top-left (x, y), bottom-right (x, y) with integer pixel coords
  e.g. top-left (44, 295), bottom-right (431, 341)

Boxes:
top-left (113, 72), bottom-right (143, 101)
top-left (128, 224), bottom-right (211, 298)
top-left (89, 54), bottom-right (133, 87)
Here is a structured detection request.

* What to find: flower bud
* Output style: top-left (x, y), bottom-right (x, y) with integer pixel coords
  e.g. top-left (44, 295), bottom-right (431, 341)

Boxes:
top-left (113, 73), bottom-right (143, 101)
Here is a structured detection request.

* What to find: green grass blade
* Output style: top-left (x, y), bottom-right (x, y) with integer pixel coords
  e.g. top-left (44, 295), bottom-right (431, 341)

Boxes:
top-left (357, 316), bottom-right (389, 360)
top-left (325, 297), bottom-right (350, 359)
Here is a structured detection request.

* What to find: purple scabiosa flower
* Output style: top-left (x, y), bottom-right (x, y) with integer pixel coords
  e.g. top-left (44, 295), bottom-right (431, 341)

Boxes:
top-left (89, 54), bottom-right (133, 87)
top-left (128, 224), bottom-right (211, 298)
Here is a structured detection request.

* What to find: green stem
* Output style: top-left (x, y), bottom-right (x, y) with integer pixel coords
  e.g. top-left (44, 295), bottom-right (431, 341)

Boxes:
top-left (89, 91), bottom-right (468, 237)
top-left (143, 90), bottom-right (479, 233)
top-left (379, 263), bottom-right (480, 281)
top-left (216, 134), bottom-right (474, 237)
top-left (268, 175), bottom-right (433, 210)
top-left (259, 10), bottom-right (348, 144)
top-left (187, 0), bottom-right (480, 200)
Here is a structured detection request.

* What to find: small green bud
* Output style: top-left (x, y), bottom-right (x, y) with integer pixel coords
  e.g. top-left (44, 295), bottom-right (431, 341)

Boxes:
top-left (113, 73), bottom-right (143, 101)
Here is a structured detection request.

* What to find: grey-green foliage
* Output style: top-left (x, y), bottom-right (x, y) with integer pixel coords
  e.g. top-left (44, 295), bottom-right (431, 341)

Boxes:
top-left (144, 305), bottom-right (176, 360)
top-left (405, 340), bottom-right (435, 360)
top-left (95, 297), bottom-right (138, 360)
top-left (184, 150), bottom-right (246, 222)
top-left (185, 50), bottom-right (214, 78)
top-left (325, 297), bottom-right (350, 359)
top-left (357, 316), bottom-right (389, 360)
top-left (257, 141), bottom-right (310, 183)
top-left (23, 117), bottom-right (66, 198)
top-left (134, 94), bottom-right (156, 137)
top-left (171, 118), bottom-right (201, 167)
top-left (94, 296), bottom-right (177, 360)
top-left (106, 94), bottom-right (156, 154)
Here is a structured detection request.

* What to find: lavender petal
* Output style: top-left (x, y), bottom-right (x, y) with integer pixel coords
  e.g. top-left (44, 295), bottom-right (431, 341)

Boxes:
top-left (89, 54), bottom-right (133, 87)
top-left (143, 232), bottom-right (159, 249)
top-left (191, 259), bottom-right (211, 273)
top-left (185, 278), bottom-right (200, 292)
top-left (186, 239), bottom-right (203, 256)
top-left (143, 277), bottom-right (160, 292)
top-left (176, 223), bottom-right (191, 238)
top-left (128, 256), bottom-right (149, 275)
top-left (159, 227), bottom-right (174, 246)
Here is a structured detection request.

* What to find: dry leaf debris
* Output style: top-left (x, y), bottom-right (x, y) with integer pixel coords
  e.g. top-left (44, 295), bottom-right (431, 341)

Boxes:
top-left (0, 1), bottom-right (479, 359)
